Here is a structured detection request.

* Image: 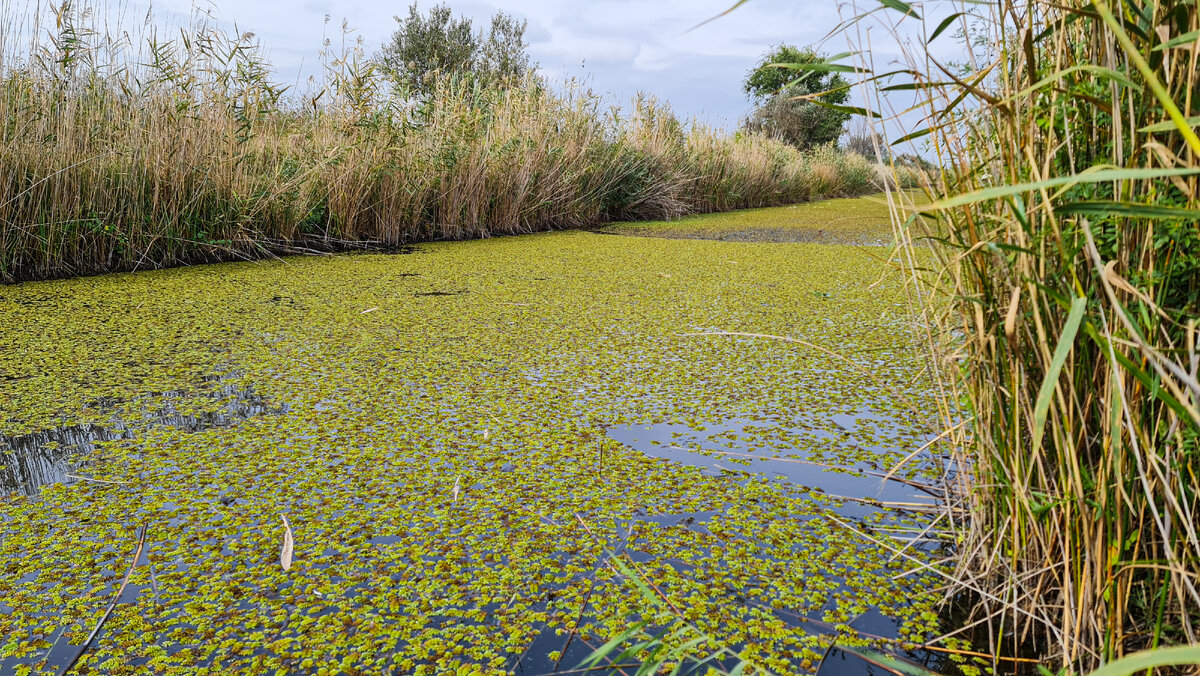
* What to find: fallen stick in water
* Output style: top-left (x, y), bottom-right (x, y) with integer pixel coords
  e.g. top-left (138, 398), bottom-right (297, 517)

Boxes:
top-left (57, 523), bottom-right (149, 676)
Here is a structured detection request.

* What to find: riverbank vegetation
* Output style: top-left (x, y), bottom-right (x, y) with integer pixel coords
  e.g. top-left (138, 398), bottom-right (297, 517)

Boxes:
top-left (0, 1), bottom-right (919, 284)
top-left (811, 0), bottom-right (1200, 668)
top-left (7, 0), bottom-right (1197, 670)
top-left (601, 192), bottom-right (924, 245)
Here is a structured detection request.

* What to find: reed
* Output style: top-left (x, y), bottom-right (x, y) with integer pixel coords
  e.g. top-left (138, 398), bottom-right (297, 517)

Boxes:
top-left (822, 0), bottom-right (1200, 667)
top-left (0, 0), bottom-right (893, 283)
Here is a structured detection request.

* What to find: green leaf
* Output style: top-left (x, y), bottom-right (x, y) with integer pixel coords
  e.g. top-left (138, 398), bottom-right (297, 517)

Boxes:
top-left (1030, 489), bottom-right (1066, 520)
top-left (1056, 201), bottom-right (1200, 220)
top-left (821, 51), bottom-right (860, 62)
top-left (808, 100), bottom-right (882, 118)
top-left (878, 0), bottom-right (922, 19)
top-left (769, 61), bottom-right (867, 74)
top-left (1084, 326), bottom-right (1191, 421)
top-left (1009, 194), bottom-right (1030, 231)
top-left (891, 127), bottom-right (934, 145)
top-left (880, 81), bottom-right (955, 91)
top-left (923, 167), bottom-right (1200, 210)
top-left (1032, 296), bottom-right (1087, 452)
top-left (795, 68), bottom-right (920, 98)
top-left (611, 556), bottom-right (661, 606)
top-left (1138, 115), bottom-right (1200, 132)
top-left (1086, 645), bottom-right (1200, 676)
top-left (1006, 65), bottom-right (1138, 102)
top-left (577, 619), bottom-right (650, 669)
top-left (1152, 28), bottom-right (1200, 50)
top-left (929, 12), bottom-right (966, 42)
top-left (836, 645), bottom-right (938, 675)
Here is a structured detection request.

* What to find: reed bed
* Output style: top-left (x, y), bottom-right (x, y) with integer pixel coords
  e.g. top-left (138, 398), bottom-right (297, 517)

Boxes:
top-left (0, 1), bottom-right (916, 283)
top-left (826, 0), bottom-right (1200, 668)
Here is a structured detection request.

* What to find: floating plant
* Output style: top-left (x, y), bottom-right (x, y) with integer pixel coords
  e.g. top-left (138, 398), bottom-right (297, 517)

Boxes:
top-left (0, 196), bottom-right (974, 674)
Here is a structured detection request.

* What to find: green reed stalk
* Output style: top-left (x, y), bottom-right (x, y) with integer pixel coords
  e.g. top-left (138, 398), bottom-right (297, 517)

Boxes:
top-left (811, 0), bottom-right (1200, 669)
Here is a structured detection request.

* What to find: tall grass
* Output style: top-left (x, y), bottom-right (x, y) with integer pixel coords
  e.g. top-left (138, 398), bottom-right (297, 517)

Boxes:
top-left (0, 0), bottom-right (910, 283)
top-left (810, 0), bottom-right (1200, 668)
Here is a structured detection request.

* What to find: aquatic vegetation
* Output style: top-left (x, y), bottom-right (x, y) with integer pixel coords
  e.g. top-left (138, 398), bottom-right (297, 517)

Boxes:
top-left (0, 376), bottom-right (279, 496)
top-left (0, 196), bottom-right (963, 673)
top-left (603, 192), bottom-right (926, 246)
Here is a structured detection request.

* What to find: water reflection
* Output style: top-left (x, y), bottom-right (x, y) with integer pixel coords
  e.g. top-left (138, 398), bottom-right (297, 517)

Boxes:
top-left (599, 411), bottom-right (963, 675)
top-left (0, 376), bottom-right (283, 496)
top-left (606, 410), bottom-right (944, 512)
top-left (0, 424), bottom-right (124, 496)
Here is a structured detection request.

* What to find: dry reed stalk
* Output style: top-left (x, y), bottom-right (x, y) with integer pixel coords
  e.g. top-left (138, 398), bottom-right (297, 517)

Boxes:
top-left (803, 0), bottom-right (1200, 667)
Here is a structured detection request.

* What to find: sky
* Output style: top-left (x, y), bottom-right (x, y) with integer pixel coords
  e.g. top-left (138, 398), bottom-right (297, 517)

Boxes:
top-left (112, 0), bottom-right (949, 132)
top-left (3, 0), bottom-right (963, 143)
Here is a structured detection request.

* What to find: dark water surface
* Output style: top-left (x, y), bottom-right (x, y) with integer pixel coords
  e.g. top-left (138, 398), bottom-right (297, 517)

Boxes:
top-left (2, 396), bottom-right (971, 675)
top-left (1, 376), bottom-right (281, 496)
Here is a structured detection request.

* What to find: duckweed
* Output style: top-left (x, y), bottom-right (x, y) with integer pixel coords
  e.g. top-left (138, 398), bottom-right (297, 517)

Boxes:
top-left (0, 195), bottom-right (964, 674)
top-left (601, 192), bottom-right (927, 245)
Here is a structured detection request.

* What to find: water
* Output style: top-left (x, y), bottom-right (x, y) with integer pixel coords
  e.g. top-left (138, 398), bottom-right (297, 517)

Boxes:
top-left (0, 375), bottom-right (281, 497)
top-left (0, 222), bottom-right (989, 674)
top-left (611, 417), bottom-right (933, 491)
top-left (597, 411), bottom-right (962, 675)
top-left (0, 388), bottom-right (966, 675)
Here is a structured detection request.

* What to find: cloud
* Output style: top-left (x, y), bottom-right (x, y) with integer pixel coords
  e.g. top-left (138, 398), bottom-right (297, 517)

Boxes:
top-left (61, 0), bottom-right (960, 141)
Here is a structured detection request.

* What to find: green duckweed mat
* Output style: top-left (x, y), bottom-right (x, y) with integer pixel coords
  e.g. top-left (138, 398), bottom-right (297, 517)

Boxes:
top-left (599, 192), bottom-right (926, 245)
top-left (0, 194), bottom-right (969, 675)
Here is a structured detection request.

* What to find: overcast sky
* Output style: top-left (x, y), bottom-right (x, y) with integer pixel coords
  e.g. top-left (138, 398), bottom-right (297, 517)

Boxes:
top-left (98, 0), bottom-right (948, 133)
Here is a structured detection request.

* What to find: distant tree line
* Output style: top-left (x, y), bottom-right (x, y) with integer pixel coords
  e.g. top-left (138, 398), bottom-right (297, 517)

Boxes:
top-left (377, 10), bottom-right (932, 166)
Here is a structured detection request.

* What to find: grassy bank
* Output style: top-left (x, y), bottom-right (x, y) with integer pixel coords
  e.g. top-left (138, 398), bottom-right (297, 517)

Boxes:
top-left (0, 1), bottom-right (917, 284)
top-left (817, 0), bottom-right (1200, 668)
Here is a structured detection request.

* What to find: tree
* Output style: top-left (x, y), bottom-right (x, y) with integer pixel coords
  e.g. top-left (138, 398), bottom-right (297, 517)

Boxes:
top-left (742, 45), bottom-right (851, 149)
top-left (843, 118), bottom-right (889, 160)
top-left (377, 2), bottom-right (536, 95)
top-left (480, 12), bottom-right (532, 85)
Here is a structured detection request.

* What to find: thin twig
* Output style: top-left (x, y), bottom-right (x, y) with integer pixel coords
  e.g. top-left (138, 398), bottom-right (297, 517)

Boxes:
top-left (64, 474), bottom-right (131, 486)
